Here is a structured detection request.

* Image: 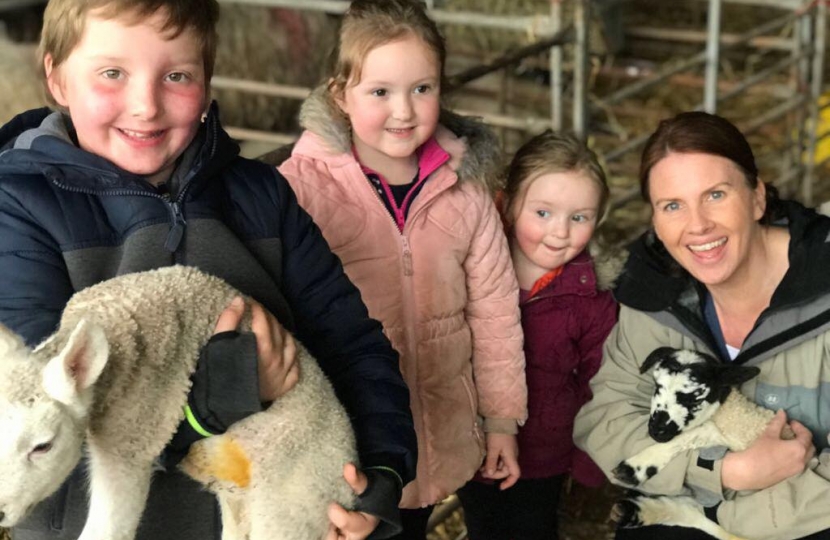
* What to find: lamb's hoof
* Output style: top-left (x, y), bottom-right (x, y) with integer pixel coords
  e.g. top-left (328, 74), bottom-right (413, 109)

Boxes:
top-left (612, 462), bottom-right (640, 486)
top-left (611, 498), bottom-right (644, 528)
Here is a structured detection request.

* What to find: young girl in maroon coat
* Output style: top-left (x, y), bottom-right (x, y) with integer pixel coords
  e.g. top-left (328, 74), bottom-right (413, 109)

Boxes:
top-left (457, 130), bottom-right (618, 540)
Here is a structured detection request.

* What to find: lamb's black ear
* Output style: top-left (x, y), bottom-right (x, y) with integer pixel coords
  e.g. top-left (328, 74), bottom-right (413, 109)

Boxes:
top-left (718, 365), bottom-right (761, 387)
top-left (641, 347), bottom-right (678, 374)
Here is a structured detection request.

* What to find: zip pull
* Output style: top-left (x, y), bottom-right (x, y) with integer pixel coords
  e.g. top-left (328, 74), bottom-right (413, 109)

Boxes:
top-left (402, 236), bottom-right (413, 276)
top-left (164, 202), bottom-right (187, 252)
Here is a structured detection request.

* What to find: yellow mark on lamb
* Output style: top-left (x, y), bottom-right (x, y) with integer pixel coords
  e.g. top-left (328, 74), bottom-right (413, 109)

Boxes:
top-left (182, 435), bottom-right (251, 489)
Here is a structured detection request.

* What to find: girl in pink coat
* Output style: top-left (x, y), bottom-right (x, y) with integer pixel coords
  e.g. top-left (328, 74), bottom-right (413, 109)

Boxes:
top-left (457, 131), bottom-right (618, 540)
top-left (278, 1), bottom-right (527, 538)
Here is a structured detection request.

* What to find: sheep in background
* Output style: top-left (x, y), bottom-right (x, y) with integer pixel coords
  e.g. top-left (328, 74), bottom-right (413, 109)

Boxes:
top-left (0, 265), bottom-right (356, 540)
top-left (610, 347), bottom-right (795, 540)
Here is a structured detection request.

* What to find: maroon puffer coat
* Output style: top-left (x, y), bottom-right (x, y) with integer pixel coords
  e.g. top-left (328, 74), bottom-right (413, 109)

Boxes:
top-left (517, 250), bottom-right (617, 486)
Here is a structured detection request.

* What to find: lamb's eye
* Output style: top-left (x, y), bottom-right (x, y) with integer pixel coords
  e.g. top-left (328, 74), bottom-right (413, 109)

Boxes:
top-left (31, 442), bottom-right (53, 456)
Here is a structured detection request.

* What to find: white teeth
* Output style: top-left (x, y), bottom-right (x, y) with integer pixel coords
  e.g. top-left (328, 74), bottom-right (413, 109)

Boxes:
top-left (688, 237), bottom-right (726, 252)
top-left (121, 129), bottom-right (162, 140)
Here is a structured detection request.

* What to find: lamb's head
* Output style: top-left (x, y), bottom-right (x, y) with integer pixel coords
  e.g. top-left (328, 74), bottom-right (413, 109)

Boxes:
top-left (640, 347), bottom-right (760, 443)
top-left (0, 319), bottom-right (108, 527)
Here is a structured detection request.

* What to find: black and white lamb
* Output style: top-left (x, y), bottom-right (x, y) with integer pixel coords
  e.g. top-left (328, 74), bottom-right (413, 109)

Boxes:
top-left (0, 266), bottom-right (356, 540)
top-left (611, 347), bottom-right (794, 540)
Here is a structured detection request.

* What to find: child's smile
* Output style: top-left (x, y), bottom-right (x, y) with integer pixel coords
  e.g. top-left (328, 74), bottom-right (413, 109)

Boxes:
top-left (45, 9), bottom-right (207, 186)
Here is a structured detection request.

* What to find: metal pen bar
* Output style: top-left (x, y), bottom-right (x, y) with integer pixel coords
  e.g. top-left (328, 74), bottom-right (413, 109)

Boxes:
top-left (718, 53), bottom-right (807, 103)
top-left (218, 0), bottom-right (555, 33)
top-left (225, 127), bottom-right (298, 146)
top-left (603, 131), bottom-right (652, 163)
top-left (444, 26), bottom-right (573, 90)
top-left (803, 0), bottom-right (826, 205)
top-left (703, 0), bottom-right (722, 112)
top-left (624, 26), bottom-right (794, 51)
top-left (551, 0), bottom-right (563, 131)
top-left (211, 77), bottom-right (312, 99)
top-left (741, 95), bottom-right (807, 136)
top-left (603, 53), bottom-right (706, 106)
top-left (572, 0), bottom-right (588, 137)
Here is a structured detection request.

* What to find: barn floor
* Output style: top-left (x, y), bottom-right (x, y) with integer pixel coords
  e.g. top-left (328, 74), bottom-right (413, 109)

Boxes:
top-left (429, 480), bottom-right (623, 540)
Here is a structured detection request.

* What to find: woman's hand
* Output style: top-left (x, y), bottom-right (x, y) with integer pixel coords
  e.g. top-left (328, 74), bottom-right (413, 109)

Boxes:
top-left (214, 297), bottom-right (300, 402)
top-left (480, 433), bottom-right (521, 490)
top-left (722, 410), bottom-right (815, 491)
top-left (326, 464), bottom-right (380, 540)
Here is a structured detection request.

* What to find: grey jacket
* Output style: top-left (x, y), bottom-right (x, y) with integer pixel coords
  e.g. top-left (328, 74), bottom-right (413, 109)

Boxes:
top-left (574, 201), bottom-right (830, 539)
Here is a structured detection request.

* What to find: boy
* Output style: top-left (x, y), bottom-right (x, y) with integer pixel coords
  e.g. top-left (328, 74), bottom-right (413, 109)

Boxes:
top-left (0, 1), bottom-right (416, 539)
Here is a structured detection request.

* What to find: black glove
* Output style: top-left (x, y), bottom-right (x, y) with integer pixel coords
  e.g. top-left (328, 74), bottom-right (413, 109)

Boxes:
top-left (356, 468), bottom-right (405, 539)
top-left (161, 331), bottom-right (261, 468)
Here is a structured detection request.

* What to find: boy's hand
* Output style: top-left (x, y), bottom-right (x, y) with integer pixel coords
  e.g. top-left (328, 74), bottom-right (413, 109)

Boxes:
top-left (480, 433), bottom-right (521, 490)
top-left (326, 464), bottom-right (380, 540)
top-left (214, 297), bottom-right (300, 402)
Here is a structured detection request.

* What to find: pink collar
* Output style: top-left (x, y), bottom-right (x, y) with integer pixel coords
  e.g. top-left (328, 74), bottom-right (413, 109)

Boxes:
top-left (358, 136), bottom-right (450, 182)
top-left (357, 137), bottom-right (450, 232)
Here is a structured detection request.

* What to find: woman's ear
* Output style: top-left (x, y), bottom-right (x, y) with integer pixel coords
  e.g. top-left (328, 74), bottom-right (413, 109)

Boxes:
top-left (753, 179), bottom-right (767, 221)
top-left (44, 54), bottom-right (68, 107)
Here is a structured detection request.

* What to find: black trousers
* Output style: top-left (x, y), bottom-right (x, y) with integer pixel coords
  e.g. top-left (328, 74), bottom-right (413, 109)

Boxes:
top-left (456, 475), bottom-right (564, 540)
top-left (616, 525), bottom-right (830, 540)
top-left (386, 505), bottom-right (435, 540)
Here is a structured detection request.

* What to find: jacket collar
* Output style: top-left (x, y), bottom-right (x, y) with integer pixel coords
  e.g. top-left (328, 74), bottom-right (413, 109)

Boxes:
top-left (615, 199), bottom-right (830, 313)
top-left (0, 101), bottom-right (239, 194)
top-left (294, 86), bottom-right (502, 191)
top-left (523, 250), bottom-right (599, 302)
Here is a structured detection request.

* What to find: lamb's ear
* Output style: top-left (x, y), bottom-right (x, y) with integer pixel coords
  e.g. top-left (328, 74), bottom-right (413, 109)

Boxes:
top-left (718, 364), bottom-right (761, 388)
top-left (640, 346), bottom-right (678, 374)
top-left (42, 319), bottom-right (109, 406)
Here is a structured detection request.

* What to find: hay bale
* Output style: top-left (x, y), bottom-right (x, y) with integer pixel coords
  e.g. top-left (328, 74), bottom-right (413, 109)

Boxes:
top-left (0, 39), bottom-right (47, 124)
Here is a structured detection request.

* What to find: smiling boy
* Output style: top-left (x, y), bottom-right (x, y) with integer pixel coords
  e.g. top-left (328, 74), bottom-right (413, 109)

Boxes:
top-left (0, 1), bottom-right (416, 539)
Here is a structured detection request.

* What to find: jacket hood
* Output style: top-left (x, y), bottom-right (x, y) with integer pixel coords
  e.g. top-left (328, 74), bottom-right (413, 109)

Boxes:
top-left (614, 199), bottom-right (830, 312)
top-left (297, 86), bottom-right (503, 191)
top-left (0, 102), bottom-right (239, 193)
top-left (588, 241), bottom-right (628, 292)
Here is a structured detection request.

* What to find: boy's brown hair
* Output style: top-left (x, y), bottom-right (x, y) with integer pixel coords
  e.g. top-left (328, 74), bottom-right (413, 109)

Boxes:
top-left (40, 0), bottom-right (219, 88)
top-left (326, 0), bottom-right (446, 107)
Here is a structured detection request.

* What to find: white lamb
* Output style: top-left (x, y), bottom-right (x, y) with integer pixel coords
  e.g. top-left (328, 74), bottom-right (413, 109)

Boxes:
top-left (0, 265), bottom-right (357, 540)
top-left (611, 346), bottom-right (794, 540)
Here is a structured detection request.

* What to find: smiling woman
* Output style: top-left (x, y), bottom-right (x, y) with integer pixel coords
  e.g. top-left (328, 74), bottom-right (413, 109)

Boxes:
top-left (573, 111), bottom-right (830, 540)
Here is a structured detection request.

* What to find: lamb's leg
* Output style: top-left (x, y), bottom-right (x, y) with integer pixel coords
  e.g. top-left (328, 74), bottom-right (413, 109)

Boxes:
top-left (613, 422), bottom-right (726, 486)
top-left (218, 493), bottom-right (250, 540)
top-left (613, 494), bottom-right (746, 540)
top-left (79, 443), bottom-right (154, 540)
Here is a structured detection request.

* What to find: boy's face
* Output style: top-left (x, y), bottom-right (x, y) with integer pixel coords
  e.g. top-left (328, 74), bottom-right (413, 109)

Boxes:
top-left (46, 10), bottom-right (207, 186)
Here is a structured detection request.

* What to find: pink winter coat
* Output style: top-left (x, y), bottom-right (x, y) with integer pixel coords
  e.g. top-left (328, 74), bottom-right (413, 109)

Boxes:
top-left (279, 89), bottom-right (528, 508)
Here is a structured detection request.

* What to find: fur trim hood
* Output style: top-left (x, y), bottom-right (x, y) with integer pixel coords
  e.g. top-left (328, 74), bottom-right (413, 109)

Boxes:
top-left (297, 86), bottom-right (503, 191)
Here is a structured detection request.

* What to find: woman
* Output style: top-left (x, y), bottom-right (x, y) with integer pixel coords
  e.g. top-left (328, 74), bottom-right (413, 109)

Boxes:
top-left (574, 111), bottom-right (830, 539)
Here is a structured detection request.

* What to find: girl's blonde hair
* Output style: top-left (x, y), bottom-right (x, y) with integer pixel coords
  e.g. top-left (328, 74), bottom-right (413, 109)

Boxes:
top-left (502, 130), bottom-right (610, 230)
top-left (326, 0), bottom-right (446, 106)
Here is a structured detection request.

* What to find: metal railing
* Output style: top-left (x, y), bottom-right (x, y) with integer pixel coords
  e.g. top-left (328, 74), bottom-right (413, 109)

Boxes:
top-left (213, 0), bottom-right (828, 212)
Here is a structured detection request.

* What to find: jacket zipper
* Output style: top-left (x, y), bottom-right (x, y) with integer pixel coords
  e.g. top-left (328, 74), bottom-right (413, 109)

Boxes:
top-left (49, 177), bottom-right (192, 254)
top-left (359, 169), bottom-right (414, 276)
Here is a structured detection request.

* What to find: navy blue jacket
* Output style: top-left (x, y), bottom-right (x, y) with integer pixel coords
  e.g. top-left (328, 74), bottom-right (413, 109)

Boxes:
top-left (0, 106), bottom-right (416, 539)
